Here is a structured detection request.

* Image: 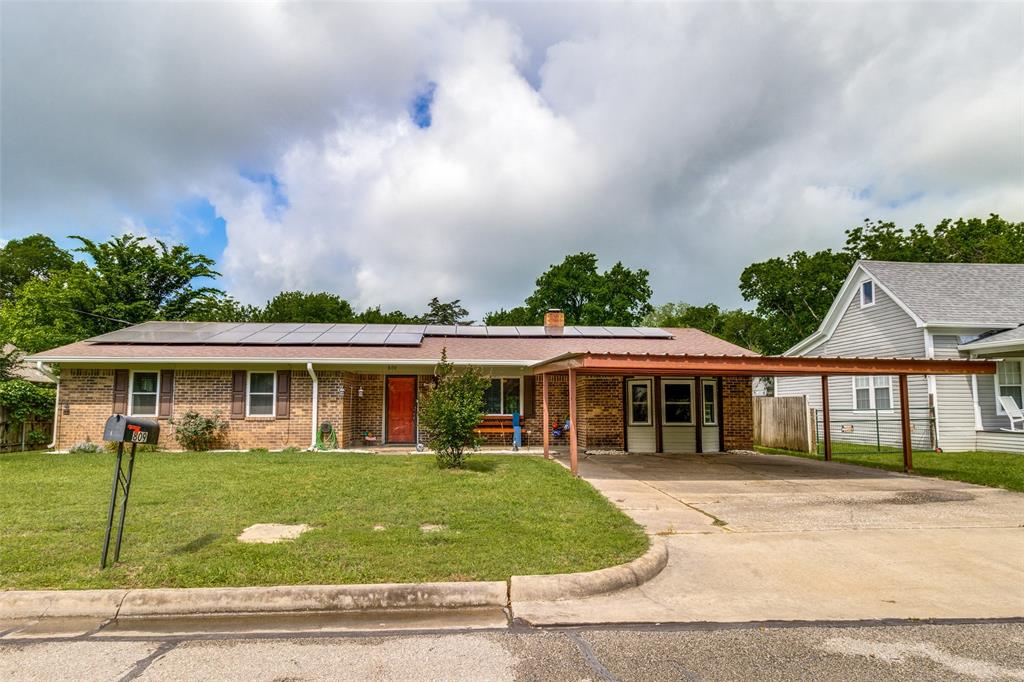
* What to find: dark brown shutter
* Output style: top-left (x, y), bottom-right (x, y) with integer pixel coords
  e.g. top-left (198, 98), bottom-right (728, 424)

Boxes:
top-left (522, 375), bottom-right (536, 418)
top-left (158, 370), bottom-right (175, 418)
top-left (231, 370), bottom-right (246, 419)
top-left (276, 370), bottom-right (291, 419)
top-left (112, 369), bottom-right (129, 414)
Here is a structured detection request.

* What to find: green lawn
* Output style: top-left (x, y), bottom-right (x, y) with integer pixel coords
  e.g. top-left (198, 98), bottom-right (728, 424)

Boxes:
top-left (0, 452), bottom-right (647, 590)
top-left (755, 444), bottom-right (1024, 492)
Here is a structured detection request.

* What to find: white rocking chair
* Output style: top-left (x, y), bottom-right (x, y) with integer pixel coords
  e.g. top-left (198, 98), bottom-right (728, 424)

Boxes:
top-left (998, 395), bottom-right (1024, 432)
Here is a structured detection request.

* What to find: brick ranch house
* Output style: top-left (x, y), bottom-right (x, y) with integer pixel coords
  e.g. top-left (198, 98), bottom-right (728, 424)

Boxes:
top-left (29, 311), bottom-right (760, 454)
top-left (29, 310), bottom-right (996, 471)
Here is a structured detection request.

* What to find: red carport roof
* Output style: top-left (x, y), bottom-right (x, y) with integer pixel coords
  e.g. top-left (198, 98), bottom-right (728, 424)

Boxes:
top-left (530, 352), bottom-right (997, 376)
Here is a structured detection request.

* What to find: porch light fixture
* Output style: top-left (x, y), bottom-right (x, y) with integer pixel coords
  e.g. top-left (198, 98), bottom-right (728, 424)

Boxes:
top-left (358, 387), bottom-right (364, 398)
top-left (338, 386), bottom-right (346, 398)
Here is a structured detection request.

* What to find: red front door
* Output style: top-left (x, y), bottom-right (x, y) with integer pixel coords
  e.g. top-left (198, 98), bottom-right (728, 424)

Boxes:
top-left (386, 376), bottom-right (416, 443)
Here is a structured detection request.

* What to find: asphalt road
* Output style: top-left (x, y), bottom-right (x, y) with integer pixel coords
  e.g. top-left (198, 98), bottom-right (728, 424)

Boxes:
top-left (3, 619), bottom-right (1023, 681)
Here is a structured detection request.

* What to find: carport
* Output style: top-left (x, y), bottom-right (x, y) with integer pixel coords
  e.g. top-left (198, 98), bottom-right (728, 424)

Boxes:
top-left (531, 353), bottom-right (997, 475)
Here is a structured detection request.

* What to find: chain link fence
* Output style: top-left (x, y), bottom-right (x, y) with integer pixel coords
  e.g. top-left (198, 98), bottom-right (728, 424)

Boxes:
top-left (813, 407), bottom-right (936, 456)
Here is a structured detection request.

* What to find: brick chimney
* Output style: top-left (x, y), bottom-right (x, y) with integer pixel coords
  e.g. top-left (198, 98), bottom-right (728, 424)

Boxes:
top-left (544, 309), bottom-right (565, 333)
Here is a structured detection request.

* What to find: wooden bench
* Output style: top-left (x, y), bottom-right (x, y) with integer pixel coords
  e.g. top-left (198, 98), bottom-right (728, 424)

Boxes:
top-left (474, 415), bottom-right (514, 435)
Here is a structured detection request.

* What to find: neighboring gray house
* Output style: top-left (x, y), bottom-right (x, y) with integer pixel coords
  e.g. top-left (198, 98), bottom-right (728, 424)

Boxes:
top-left (776, 261), bottom-right (1024, 454)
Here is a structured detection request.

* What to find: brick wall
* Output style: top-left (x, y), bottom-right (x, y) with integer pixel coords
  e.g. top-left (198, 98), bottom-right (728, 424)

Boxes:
top-left (577, 375), bottom-right (624, 450)
top-left (722, 375), bottom-right (754, 450)
top-left (56, 368), bottom-right (315, 451)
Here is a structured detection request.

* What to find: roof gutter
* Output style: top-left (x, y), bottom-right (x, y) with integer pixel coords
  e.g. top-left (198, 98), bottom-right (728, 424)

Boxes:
top-left (24, 356), bottom-right (535, 367)
top-left (306, 362), bottom-right (318, 451)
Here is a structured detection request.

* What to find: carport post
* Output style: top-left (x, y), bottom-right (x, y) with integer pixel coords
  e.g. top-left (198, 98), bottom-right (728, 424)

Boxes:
top-left (542, 373), bottom-right (550, 459)
top-left (899, 374), bottom-right (913, 473)
top-left (568, 368), bottom-right (579, 476)
top-left (821, 376), bottom-right (832, 461)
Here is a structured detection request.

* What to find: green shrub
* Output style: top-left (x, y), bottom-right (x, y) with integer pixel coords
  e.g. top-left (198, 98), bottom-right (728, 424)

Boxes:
top-left (169, 411), bottom-right (227, 451)
top-left (418, 349), bottom-right (490, 469)
top-left (26, 429), bottom-right (49, 447)
top-left (68, 440), bottom-right (103, 453)
top-left (0, 380), bottom-right (55, 423)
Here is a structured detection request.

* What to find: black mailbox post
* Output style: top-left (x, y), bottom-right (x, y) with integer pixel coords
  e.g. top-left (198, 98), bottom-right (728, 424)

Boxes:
top-left (100, 414), bottom-right (160, 569)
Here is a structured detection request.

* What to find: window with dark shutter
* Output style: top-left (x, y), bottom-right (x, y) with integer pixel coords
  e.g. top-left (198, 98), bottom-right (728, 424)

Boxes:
top-left (158, 370), bottom-right (174, 418)
top-left (231, 370), bottom-right (246, 419)
top-left (112, 369), bottom-right (129, 414)
top-left (276, 370), bottom-right (291, 419)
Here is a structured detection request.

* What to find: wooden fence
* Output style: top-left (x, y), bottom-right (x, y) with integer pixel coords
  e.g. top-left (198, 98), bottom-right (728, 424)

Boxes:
top-left (752, 396), bottom-right (814, 453)
top-left (0, 405), bottom-right (52, 452)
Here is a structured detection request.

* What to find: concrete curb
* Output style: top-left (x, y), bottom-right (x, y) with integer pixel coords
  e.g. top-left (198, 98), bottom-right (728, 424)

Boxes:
top-left (0, 541), bottom-right (667, 619)
top-left (0, 582), bottom-right (507, 620)
top-left (509, 536), bottom-right (668, 603)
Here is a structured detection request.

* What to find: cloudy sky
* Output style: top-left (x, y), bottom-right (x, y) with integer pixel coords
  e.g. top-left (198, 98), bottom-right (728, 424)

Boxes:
top-left (2, 2), bottom-right (1022, 317)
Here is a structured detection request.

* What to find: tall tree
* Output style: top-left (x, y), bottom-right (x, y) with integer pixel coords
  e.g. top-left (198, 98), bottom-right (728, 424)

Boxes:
top-left (70, 234), bottom-right (223, 322)
top-left (355, 306), bottom-right (421, 324)
top-left (483, 306), bottom-right (537, 326)
top-left (0, 233), bottom-right (229, 353)
top-left (0, 234), bottom-right (74, 302)
top-left (644, 302), bottom-right (768, 353)
top-left (259, 291), bottom-right (355, 323)
top-left (506, 252), bottom-right (653, 325)
top-left (422, 297), bottom-right (472, 325)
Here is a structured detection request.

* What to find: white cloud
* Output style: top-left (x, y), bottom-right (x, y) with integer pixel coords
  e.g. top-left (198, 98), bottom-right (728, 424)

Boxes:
top-left (3, 2), bottom-right (1022, 315)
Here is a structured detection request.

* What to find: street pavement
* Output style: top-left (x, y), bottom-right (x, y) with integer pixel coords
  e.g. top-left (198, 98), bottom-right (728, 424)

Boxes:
top-left (2, 617), bottom-right (1023, 681)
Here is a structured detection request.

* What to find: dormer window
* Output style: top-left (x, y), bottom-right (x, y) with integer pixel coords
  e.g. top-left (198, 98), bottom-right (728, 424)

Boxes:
top-left (860, 280), bottom-right (875, 308)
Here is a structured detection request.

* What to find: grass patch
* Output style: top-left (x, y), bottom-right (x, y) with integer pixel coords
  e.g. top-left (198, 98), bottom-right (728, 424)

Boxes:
top-left (0, 452), bottom-right (647, 590)
top-left (755, 444), bottom-right (1024, 492)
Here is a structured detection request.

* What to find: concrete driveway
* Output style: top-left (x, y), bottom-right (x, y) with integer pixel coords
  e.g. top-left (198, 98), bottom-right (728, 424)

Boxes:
top-left (518, 451), bottom-right (1024, 625)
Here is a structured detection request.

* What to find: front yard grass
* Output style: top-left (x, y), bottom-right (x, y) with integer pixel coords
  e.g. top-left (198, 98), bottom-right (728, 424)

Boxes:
top-left (0, 451), bottom-right (647, 590)
top-left (755, 445), bottom-right (1024, 492)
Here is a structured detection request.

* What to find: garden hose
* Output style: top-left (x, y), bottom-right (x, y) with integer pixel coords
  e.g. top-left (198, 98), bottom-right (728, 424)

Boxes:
top-left (315, 421), bottom-right (338, 450)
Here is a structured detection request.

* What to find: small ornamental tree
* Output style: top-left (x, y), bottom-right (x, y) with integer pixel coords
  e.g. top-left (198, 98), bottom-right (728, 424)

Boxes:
top-left (418, 349), bottom-right (490, 468)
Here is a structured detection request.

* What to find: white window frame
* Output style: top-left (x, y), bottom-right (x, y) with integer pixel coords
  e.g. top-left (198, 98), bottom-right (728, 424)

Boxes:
top-left (483, 377), bottom-right (523, 416)
top-left (128, 369), bottom-right (160, 417)
top-left (859, 279), bottom-right (875, 308)
top-left (661, 379), bottom-right (696, 426)
top-left (852, 375), bottom-right (893, 412)
top-left (995, 359), bottom-right (1023, 415)
top-left (247, 370), bottom-right (277, 418)
top-left (701, 379), bottom-right (718, 426)
top-left (627, 379), bottom-right (653, 426)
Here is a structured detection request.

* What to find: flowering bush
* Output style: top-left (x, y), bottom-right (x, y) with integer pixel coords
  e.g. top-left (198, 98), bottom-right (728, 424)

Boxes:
top-left (170, 411), bottom-right (227, 451)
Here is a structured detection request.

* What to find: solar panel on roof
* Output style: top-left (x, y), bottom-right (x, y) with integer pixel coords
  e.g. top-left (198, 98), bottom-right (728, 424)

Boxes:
top-left (603, 327), bottom-right (643, 337)
top-left (348, 332), bottom-right (390, 345)
top-left (424, 325), bottom-right (457, 335)
top-left (555, 326), bottom-right (584, 336)
top-left (574, 326), bottom-right (613, 337)
top-left (391, 324), bottom-right (426, 334)
top-left (515, 326), bottom-right (547, 337)
top-left (637, 327), bottom-right (673, 338)
top-left (262, 323), bottom-right (303, 332)
top-left (384, 332), bottom-right (424, 345)
top-left (359, 324), bottom-right (397, 334)
top-left (482, 326), bottom-right (516, 336)
top-left (276, 332), bottom-right (324, 344)
top-left (242, 331), bottom-right (293, 344)
top-left (295, 323), bottom-right (336, 333)
top-left (452, 326), bottom-right (486, 336)
top-left (315, 332), bottom-right (356, 344)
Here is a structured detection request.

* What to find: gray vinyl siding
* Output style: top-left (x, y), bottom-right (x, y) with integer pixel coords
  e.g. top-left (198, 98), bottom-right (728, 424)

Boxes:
top-left (976, 430), bottom-right (1024, 453)
top-left (978, 373), bottom-right (1014, 432)
top-left (931, 334), bottom-right (978, 451)
top-left (776, 285), bottom-right (932, 449)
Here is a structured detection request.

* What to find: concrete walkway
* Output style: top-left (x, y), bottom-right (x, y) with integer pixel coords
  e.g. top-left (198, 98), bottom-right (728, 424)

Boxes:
top-left (518, 451), bottom-right (1024, 624)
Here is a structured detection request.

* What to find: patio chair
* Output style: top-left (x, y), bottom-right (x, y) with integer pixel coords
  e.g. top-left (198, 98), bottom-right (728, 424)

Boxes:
top-left (997, 395), bottom-right (1024, 432)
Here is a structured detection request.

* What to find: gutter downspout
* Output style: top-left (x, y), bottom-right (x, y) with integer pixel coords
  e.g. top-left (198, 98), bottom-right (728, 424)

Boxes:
top-left (48, 375), bottom-right (61, 450)
top-left (306, 363), bottom-right (318, 450)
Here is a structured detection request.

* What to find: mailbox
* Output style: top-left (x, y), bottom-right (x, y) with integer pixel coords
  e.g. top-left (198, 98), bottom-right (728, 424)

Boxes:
top-left (103, 414), bottom-right (160, 445)
top-left (98, 414), bottom-right (159, 569)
